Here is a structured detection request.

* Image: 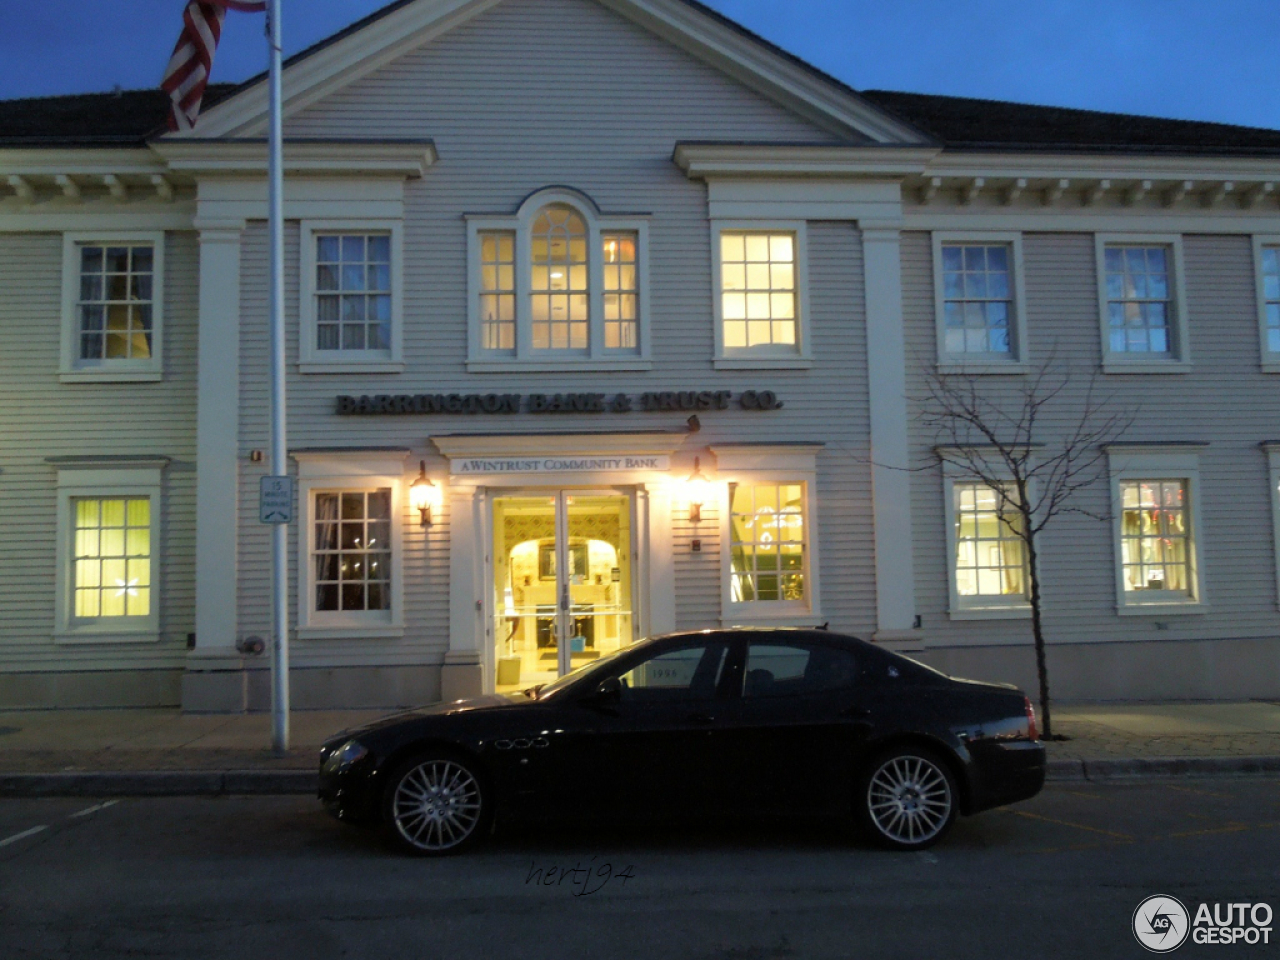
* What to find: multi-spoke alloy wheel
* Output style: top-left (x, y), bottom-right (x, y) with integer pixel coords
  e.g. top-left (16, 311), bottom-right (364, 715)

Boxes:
top-left (858, 749), bottom-right (957, 850)
top-left (384, 755), bottom-right (488, 856)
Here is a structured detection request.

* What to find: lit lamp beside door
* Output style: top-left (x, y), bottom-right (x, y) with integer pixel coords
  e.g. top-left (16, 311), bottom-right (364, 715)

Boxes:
top-left (684, 457), bottom-right (711, 552)
top-left (409, 461), bottom-right (442, 528)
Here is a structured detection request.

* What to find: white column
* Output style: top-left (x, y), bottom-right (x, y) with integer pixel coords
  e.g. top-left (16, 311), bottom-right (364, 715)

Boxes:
top-left (443, 483), bottom-right (485, 699)
top-left (193, 222), bottom-right (244, 653)
top-left (861, 223), bottom-right (919, 641)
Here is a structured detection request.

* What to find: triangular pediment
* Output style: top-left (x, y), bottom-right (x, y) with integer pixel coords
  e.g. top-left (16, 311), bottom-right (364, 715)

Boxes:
top-left (175, 0), bottom-right (931, 145)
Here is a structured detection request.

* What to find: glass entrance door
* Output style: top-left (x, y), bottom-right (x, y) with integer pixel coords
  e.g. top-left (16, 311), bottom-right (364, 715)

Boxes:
top-left (492, 491), bottom-right (634, 693)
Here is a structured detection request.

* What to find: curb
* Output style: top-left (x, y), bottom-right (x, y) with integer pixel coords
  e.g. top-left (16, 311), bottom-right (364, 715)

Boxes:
top-left (1046, 755), bottom-right (1280, 782)
top-left (0, 756), bottom-right (1277, 796)
top-left (0, 770), bottom-right (316, 798)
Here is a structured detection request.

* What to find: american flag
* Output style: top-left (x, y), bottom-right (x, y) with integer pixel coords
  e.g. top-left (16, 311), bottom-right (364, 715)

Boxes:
top-left (161, 1), bottom-right (268, 131)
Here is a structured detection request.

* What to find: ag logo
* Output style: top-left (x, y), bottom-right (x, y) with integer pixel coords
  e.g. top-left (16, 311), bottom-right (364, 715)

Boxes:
top-left (1133, 895), bottom-right (1190, 953)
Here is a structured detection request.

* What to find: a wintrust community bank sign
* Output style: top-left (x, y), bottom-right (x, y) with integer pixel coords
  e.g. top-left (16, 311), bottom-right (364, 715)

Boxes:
top-left (451, 455), bottom-right (671, 476)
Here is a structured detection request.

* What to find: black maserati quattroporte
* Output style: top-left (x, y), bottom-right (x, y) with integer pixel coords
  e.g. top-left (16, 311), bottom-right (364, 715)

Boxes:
top-left (318, 628), bottom-right (1045, 854)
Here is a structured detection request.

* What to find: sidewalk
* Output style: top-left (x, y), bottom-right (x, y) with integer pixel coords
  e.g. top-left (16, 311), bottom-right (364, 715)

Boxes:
top-left (0, 700), bottom-right (1278, 795)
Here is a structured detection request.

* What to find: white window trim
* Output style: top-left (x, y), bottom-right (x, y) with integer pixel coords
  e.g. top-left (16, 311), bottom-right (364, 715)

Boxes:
top-left (932, 231), bottom-right (1030, 373)
top-left (1095, 234), bottom-right (1191, 373)
top-left (1265, 443), bottom-right (1280, 609)
top-left (53, 460), bottom-right (166, 644)
top-left (1106, 445), bottom-right (1207, 615)
top-left (711, 220), bottom-right (813, 370)
top-left (1252, 235), bottom-right (1280, 373)
top-left (298, 219), bottom-right (404, 374)
top-left (465, 189), bottom-right (652, 371)
top-left (710, 444), bottom-right (823, 625)
top-left (940, 463), bottom-right (1032, 621)
top-left (294, 452), bottom-right (408, 639)
top-left (60, 231), bottom-right (165, 382)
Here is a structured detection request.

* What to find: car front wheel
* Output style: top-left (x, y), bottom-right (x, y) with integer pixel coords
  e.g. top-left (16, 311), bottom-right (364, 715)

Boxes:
top-left (383, 753), bottom-right (489, 856)
top-left (857, 748), bottom-right (957, 850)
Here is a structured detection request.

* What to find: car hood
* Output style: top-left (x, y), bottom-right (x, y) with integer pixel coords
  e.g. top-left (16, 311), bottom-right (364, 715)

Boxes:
top-left (330, 694), bottom-right (527, 742)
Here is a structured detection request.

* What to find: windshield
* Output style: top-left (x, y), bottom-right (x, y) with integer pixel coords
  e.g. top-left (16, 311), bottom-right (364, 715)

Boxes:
top-left (532, 646), bottom-right (631, 700)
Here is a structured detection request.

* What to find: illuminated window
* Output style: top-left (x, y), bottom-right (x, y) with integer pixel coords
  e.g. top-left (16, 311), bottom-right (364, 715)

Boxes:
top-left (73, 498), bottom-right (151, 619)
top-left (312, 489), bottom-right (392, 613)
top-left (55, 460), bottom-right (164, 643)
top-left (468, 190), bottom-right (649, 369)
top-left (478, 230), bottom-right (516, 352)
top-left (950, 482), bottom-right (1028, 610)
top-left (729, 482), bottom-right (807, 605)
top-left (299, 220), bottom-right (402, 371)
top-left (719, 232), bottom-right (798, 351)
top-left (602, 232), bottom-right (638, 350)
top-left (1119, 480), bottom-right (1193, 596)
top-left (76, 245), bottom-right (154, 361)
top-left (60, 232), bottom-right (165, 381)
top-left (530, 205), bottom-right (589, 351)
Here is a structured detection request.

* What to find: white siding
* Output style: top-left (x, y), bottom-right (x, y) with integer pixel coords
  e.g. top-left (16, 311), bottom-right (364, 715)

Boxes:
top-left (906, 230), bottom-right (1280, 652)
top-left (230, 0), bottom-right (875, 659)
top-left (0, 232), bottom-right (199, 672)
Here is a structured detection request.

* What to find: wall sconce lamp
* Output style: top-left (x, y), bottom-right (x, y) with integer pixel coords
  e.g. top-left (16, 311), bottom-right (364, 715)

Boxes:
top-left (686, 456), bottom-right (710, 524)
top-left (409, 461), bottom-right (439, 527)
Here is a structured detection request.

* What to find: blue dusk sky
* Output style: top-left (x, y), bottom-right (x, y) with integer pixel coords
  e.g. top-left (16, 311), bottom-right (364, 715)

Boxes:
top-left (0, 0), bottom-right (1276, 130)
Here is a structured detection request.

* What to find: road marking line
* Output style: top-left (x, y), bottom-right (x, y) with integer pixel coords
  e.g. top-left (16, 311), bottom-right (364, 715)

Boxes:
top-left (1061, 790), bottom-right (1103, 800)
top-left (69, 800), bottom-right (119, 819)
top-left (1013, 810), bottom-right (1134, 840)
top-left (1167, 823), bottom-right (1252, 839)
top-left (0, 825), bottom-right (47, 848)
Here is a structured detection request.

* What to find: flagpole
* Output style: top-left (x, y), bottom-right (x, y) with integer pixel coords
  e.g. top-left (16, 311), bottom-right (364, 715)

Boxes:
top-left (267, 0), bottom-right (290, 754)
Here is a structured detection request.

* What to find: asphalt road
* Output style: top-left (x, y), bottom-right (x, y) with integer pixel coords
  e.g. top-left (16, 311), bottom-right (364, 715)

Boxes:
top-left (1, 781), bottom-right (1277, 960)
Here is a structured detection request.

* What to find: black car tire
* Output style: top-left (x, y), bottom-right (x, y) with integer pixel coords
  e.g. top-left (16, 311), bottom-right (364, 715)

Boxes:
top-left (856, 746), bottom-right (958, 851)
top-left (382, 752), bottom-right (490, 856)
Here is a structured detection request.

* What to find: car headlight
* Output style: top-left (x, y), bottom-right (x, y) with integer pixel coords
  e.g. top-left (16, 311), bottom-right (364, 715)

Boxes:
top-left (333, 739), bottom-right (369, 769)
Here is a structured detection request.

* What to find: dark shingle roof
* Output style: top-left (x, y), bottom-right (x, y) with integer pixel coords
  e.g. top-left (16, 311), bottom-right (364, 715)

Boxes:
top-left (0, 85), bottom-right (237, 146)
top-left (3, 80), bottom-right (1280, 157)
top-left (860, 89), bottom-right (1280, 156)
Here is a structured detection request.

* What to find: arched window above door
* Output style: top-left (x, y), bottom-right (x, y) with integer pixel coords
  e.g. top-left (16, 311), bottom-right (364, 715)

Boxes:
top-left (467, 188), bottom-right (651, 371)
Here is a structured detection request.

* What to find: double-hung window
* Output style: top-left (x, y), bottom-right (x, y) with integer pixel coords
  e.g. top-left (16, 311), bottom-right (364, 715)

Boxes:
top-left (299, 221), bottom-right (403, 373)
top-left (712, 222), bottom-right (810, 368)
top-left (468, 189), bottom-right (650, 371)
top-left (714, 443), bottom-right (823, 623)
top-left (1096, 235), bottom-right (1190, 371)
top-left (946, 480), bottom-right (1030, 617)
top-left (1253, 237), bottom-right (1280, 371)
top-left (53, 458), bottom-right (166, 643)
top-left (60, 232), bottom-right (165, 381)
top-left (1107, 445), bottom-right (1205, 613)
top-left (933, 233), bottom-right (1028, 370)
top-left (295, 452), bottom-right (406, 638)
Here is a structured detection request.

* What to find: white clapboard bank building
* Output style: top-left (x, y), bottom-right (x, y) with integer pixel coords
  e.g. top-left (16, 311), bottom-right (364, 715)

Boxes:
top-left (2, 0), bottom-right (1279, 710)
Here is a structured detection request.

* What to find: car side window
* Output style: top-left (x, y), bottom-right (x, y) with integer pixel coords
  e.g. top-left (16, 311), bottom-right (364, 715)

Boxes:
top-left (743, 642), bottom-right (857, 698)
top-left (616, 642), bottom-right (728, 701)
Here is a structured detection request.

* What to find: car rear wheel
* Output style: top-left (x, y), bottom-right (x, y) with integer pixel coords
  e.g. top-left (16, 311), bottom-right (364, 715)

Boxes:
top-left (383, 753), bottom-right (488, 856)
top-left (858, 748), bottom-right (957, 850)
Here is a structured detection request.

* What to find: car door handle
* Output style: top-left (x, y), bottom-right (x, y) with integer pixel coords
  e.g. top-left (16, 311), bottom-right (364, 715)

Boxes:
top-left (841, 705), bottom-right (871, 719)
top-left (686, 712), bottom-right (715, 724)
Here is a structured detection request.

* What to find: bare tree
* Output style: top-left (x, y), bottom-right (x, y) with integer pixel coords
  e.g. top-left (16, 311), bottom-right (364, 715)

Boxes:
top-left (917, 356), bottom-right (1133, 739)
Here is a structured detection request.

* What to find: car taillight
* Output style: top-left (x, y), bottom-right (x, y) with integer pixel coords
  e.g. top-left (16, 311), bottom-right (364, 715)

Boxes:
top-left (1024, 697), bottom-right (1039, 741)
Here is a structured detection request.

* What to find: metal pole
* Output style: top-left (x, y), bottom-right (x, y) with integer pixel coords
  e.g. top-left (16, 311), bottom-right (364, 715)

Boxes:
top-left (267, 0), bottom-right (290, 754)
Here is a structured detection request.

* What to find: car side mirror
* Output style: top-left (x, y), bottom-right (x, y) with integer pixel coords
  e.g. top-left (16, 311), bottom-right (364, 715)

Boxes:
top-left (589, 676), bottom-right (623, 706)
